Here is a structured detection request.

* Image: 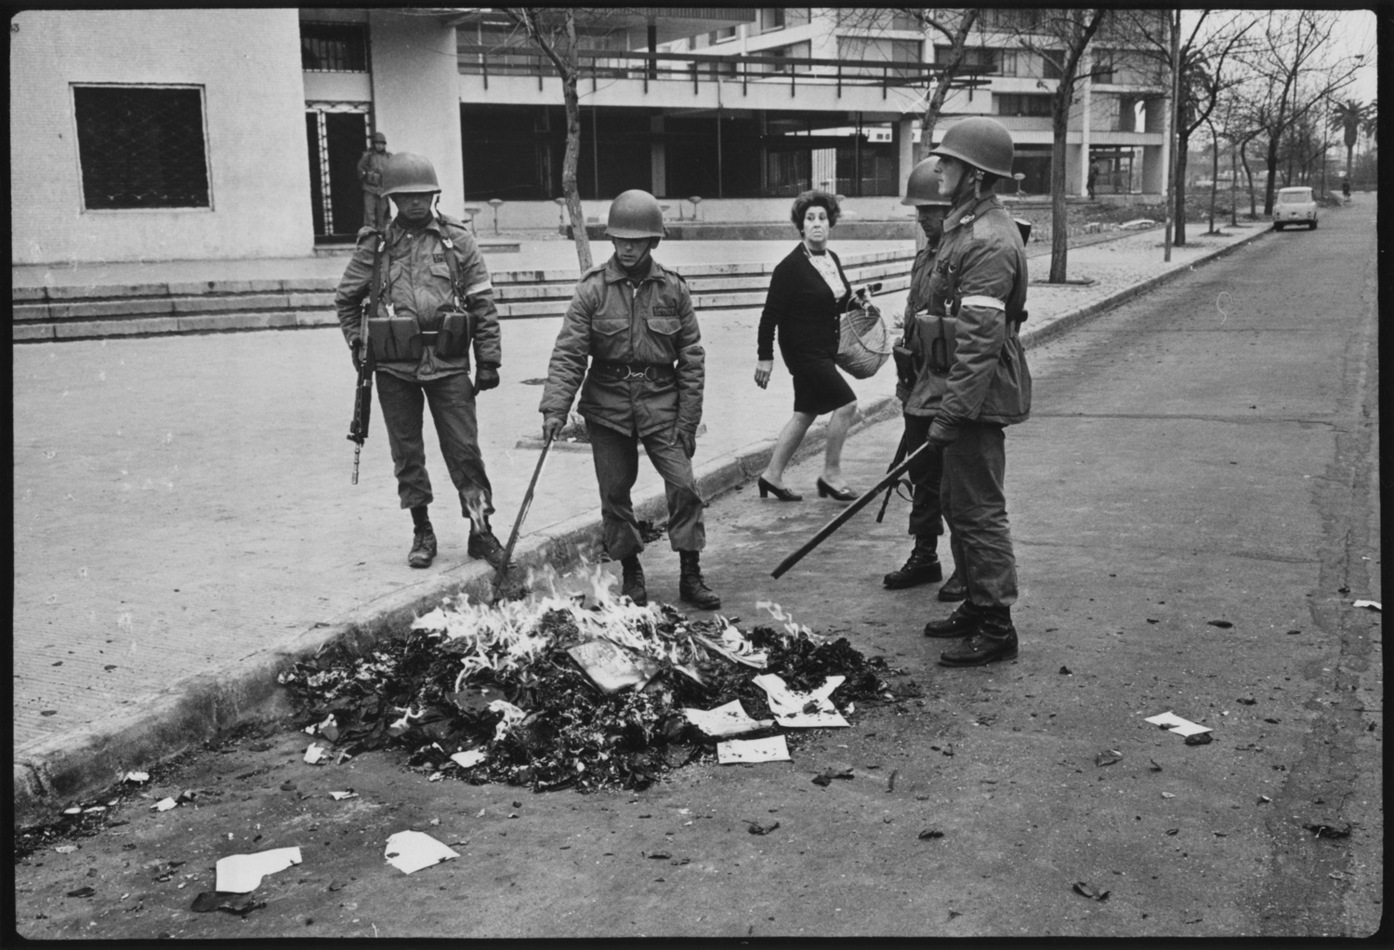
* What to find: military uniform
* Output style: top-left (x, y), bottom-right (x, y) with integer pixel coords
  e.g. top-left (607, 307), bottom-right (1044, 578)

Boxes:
top-left (896, 239), bottom-right (950, 542)
top-left (357, 148), bottom-right (391, 230)
top-left (335, 213), bottom-right (502, 525)
top-left (540, 255), bottom-right (707, 563)
top-left (925, 192), bottom-right (1030, 612)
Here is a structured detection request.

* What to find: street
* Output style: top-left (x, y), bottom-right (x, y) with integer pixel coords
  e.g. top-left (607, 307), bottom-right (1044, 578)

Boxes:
top-left (12, 201), bottom-right (1380, 939)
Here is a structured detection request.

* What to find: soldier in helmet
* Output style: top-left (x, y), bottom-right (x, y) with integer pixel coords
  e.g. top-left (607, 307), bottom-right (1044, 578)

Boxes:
top-left (883, 159), bottom-right (965, 602)
top-left (918, 117), bottom-right (1032, 667)
top-left (334, 151), bottom-right (509, 571)
top-left (357, 131), bottom-right (391, 230)
top-left (539, 189), bottom-right (719, 610)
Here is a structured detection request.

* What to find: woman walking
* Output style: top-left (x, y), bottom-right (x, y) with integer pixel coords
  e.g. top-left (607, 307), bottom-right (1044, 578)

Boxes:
top-left (753, 190), bottom-right (859, 502)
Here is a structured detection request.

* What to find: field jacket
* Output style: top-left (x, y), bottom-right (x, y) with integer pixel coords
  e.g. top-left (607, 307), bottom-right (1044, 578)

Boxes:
top-left (539, 256), bottom-right (705, 438)
top-left (897, 241), bottom-right (948, 417)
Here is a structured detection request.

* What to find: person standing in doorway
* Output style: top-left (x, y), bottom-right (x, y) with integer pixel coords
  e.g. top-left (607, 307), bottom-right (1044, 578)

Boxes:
top-left (540, 189), bottom-right (720, 611)
top-left (357, 131), bottom-right (391, 230)
top-left (883, 159), bottom-right (965, 602)
top-left (753, 190), bottom-right (860, 503)
top-left (335, 151), bottom-right (508, 571)
top-left (919, 117), bottom-right (1032, 667)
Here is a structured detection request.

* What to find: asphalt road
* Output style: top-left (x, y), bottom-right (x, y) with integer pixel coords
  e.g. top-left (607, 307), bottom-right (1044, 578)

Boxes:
top-left (11, 202), bottom-right (1380, 939)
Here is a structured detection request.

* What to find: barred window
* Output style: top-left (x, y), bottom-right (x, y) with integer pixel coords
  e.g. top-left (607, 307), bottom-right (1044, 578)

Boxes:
top-left (73, 85), bottom-right (210, 210)
top-left (996, 93), bottom-right (1053, 117)
top-left (301, 21), bottom-right (369, 72)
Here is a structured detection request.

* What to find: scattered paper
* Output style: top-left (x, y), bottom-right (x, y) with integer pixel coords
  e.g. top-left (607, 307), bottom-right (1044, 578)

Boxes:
top-left (384, 830), bottom-right (459, 874)
top-left (752, 674), bottom-right (849, 728)
top-left (682, 700), bottom-right (774, 738)
top-left (449, 749), bottom-right (488, 769)
top-left (328, 791), bottom-right (358, 801)
top-left (567, 640), bottom-right (661, 694)
top-left (1353, 600), bottom-right (1380, 611)
top-left (151, 797), bottom-right (178, 812)
top-left (123, 771), bottom-right (149, 784)
top-left (717, 735), bottom-right (791, 765)
top-left (1146, 711), bottom-right (1212, 738)
top-left (487, 700), bottom-right (526, 741)
top-left (215, 846), bottom-right (302, 893)
top-left (304, 743), bottom-right (327, 765)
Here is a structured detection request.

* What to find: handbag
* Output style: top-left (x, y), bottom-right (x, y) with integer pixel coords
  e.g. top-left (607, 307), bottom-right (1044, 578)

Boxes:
top-left (835, 297), bottom-right (893, 379)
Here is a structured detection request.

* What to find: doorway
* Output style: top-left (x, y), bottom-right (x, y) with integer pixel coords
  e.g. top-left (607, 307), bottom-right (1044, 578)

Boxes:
top-left (306, 102), bottom-right (372, 241)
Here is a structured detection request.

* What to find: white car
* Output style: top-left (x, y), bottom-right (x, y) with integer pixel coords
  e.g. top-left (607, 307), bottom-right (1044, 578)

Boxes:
top-left (1273, 186), bottom-right (1317, 231)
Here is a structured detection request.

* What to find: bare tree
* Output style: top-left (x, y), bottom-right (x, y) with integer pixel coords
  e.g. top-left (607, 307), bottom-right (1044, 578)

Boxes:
top-left (991, 8), bottom-right (1108, 282)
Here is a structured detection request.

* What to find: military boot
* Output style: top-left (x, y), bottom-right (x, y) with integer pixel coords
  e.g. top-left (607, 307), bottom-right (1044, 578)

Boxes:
top-left (408, 524), bottom-right (437, 569)
top-left (678, 551), bottom-right (721, 610)
top-left (938, 607), bottom-right (1018, 666)
top-left (620, 555), bottom-right (648, 606)
top-left (923, 601), bottom-right (979, 638)
top-left (883, 536), bottom-right (943, 589)
top-left (467, 524), bottom-right (510, 571)
top-left (937, 569), bottom-right (967, 602)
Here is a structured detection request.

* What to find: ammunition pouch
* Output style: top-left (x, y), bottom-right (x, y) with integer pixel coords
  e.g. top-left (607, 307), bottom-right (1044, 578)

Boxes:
top-left (892, 345), bottom-right (916, 390)
top-left (922, 314), bottom-right (957, 375)
top-left (434, 308), bottom-right (472, 358)
top-left (367, 316), bottom-right (423, 363)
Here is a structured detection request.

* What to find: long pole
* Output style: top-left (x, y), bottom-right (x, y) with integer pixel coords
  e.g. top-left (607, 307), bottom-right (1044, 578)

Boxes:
top-left (1164, 7), bottom-right (1180, 263)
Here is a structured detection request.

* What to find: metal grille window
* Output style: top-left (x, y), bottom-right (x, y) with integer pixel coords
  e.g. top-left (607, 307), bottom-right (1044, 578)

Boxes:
top-left (301, 21), bottom-right (369, 72)
top-left (73, 85), bottom-right (210, 210)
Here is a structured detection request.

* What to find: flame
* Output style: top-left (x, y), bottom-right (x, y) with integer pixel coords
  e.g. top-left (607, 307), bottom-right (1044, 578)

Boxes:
top-left (755, 601), bottom-right (815, 642)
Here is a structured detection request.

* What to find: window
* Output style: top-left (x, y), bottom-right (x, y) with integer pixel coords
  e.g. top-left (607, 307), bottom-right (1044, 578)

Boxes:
top-left (934, 46), bottom-right (999, 73)
top-left (1091, 49), bottom-right (1115, 84)
top-left (301, 21), bottom-right (369, 72)
top-left (73, 85), bottom-right (210, 210)
top-left (759, 8), bottom-right (784, 33)
top-left (767, 42), bottom-right (810, 74)
top-left (1042, 50), bottom-right (1065, 81)
top-left (986, 9), bottom-right (1041, 31)
top-left (996, 93), bottom-right (1053, 117)
top-left (842, 37), bottom-right (923, 78)
top-left (709, 26), bottom-right (737, 44)
top-left (890, 11), bottom-right (921, 31)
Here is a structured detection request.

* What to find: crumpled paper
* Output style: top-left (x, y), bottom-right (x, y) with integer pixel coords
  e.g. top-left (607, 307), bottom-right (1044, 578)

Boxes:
top-left (215, 846), bottom-right (302, 893)
top-left (752, 673), bottom-right (849, 728)
top-left (384, 831), bottom-right (459, 874)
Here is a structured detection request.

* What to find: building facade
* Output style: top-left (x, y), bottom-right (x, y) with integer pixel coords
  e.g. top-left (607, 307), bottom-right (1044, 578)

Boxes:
top-left (10, 8), bottom-right (1170, 267)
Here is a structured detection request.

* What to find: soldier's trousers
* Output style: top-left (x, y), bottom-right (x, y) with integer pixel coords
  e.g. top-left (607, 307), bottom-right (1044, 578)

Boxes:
top-left (587, 421), bottom-right (706, 561)
top-left (901, 413), bottom-right (945, 539)
top-left (375, 371), bottom-right (494, 525)
top-left (363, 190), bottom-right (389, 230)
top-left (940, 421), bottom-right (1017, 608)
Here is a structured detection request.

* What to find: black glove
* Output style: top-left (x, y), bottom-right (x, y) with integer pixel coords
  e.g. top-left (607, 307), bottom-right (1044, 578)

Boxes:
top-left (675, 428), bottom-right (697, 458)
top-left (350, 338), bottom-right (364, 372)
top-left (473, 365), bottom-right (500, 395)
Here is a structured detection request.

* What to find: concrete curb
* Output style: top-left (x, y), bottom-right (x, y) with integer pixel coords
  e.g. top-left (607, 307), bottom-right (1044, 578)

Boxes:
top-left (9, 228), bottom-right (1261, 828)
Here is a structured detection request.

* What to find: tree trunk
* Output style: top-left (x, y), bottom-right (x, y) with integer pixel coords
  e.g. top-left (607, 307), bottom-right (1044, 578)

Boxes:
top-left (1208, 122), bottom-right (1219, 233)
top-left (1048, 88), bottom-right (1070, 283)
top-left (1242, 146), bottom-right (1256, 217)
top-left (1174, 132), bottom-right (1189, 246)
top-left (560, 69), bottom-right (591, 271)
top-left (1263, 134), bottom-right (1280, 216)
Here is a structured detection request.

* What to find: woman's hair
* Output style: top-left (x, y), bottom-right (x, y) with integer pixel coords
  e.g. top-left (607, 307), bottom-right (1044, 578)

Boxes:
top-left (790, 189), bottom-right (841, 232)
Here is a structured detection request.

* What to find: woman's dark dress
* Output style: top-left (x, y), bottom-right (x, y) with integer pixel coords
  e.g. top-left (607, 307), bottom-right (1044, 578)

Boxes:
top-left (756, 244), bottom-right (855, 415)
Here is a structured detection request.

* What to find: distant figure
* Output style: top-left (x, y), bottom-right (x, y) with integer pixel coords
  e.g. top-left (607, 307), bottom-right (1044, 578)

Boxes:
top-left (357, 132), bottom-right (391, 230)
top-left (1342, 178), bottom-right (1351, 204)
top-left (1087, 161), bottom-right (1099, 199)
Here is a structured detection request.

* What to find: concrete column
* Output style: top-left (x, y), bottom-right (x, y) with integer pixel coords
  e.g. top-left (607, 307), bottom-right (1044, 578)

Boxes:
top-left (650, 115), bottom-right (667, 197)
top-left (896, 115), bottom-right (916, 194)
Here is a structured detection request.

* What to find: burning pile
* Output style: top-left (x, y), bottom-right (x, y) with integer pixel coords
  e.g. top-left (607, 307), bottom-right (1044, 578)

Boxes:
top-left (277, 565), bottom-right (900, 792)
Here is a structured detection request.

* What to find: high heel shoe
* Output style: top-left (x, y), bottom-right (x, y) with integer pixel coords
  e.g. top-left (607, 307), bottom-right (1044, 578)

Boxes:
top-left (816, 477), bottom-right (857, 501)
top-left (757, 476), bottom-right (802, 501)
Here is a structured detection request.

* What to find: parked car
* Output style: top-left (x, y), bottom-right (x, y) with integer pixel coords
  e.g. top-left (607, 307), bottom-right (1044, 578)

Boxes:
top-left (1272, 186), bottom-right (1318, 230)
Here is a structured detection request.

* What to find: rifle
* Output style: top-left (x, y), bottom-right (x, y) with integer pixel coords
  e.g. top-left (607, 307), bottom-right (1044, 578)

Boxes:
top-left (874, 432), bottom-right (908, 524)
top-left (772, 441), bottom-right (930, 579)
top-left (348, 233), bottom-right (386, 484)
top-left (492, 433), bottom-right (555, 594)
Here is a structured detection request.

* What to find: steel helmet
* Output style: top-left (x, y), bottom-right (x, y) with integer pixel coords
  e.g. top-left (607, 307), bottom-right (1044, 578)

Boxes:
top-left (380, 152), bottom-right (440, 197)
top-left (930, 117), bottom-right (1015, 179)
top-left (901, 158), bottom-right (952, 206)
top-left (605, 189), bottom-right (666, 239)
top-left (372, 131), bottom-right (387, 145)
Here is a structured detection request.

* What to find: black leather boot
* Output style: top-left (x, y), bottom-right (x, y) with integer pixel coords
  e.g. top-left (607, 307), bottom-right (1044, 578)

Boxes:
top-left (408, 524), bottom-right (437, 569)
top-left (937, 569), bottom-right (967, 602)
top-left (620, 555), bottom-right (647, 606)
top-left (883, 536), bottom-right (943, 589)
top-left (923, 601), bottom-right (979, 638)
top-left (938, 607), bottom-right (1018, 666)
top-left (678, 551), bottom-right (721, 610)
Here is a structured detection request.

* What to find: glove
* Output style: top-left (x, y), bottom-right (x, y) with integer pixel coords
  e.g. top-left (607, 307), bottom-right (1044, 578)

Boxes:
top-left (473, 365), bottom-right (500, 395)
top-left (675, 428), bottom-right (697, 458)
top-left (926, 418), bottom-right (958, 448)
top-left (541, 415), bottom-right (566, 441)
top-left (350, 338), bottom-right (364, 372)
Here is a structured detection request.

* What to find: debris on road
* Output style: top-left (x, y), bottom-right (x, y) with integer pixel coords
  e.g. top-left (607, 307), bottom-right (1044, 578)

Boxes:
top-left (746, 820), bottom-right (780, 836)
top-left (1145, 711), bottom-right (1213, 739)
top-left (1072, 881), bottom-right (1110, 901)
top-left (1206, 620), bottom-right (1234, 629)
top-left (66, 886), bottom-right (96, 898)
top-left (190, 891), bottom-right (266, 916)
top-left (303, 743), bottom-right (327, 765)
top-left (215, 846), bottom-right (302, 893)
top-left (917, 829), bottom-right (944, 840)
top-left (122, 771), bottom-right (150, 784)
top-left (1094, 749), bottom-right (1123, 767)
top-left (1352, 599), bottom-right (1380, 611)
top-left (682, 700), bottom-right (773, 739)
top-left (1183, 732), bottom-right (1213, 746)
top-left (1303, 821), bottom-right (1352, 839)
top-left (327, 790), bottom-right (358, 801)
top-left (277, 568), bottom-right (893, 791)
top-left (753, 674), bottom-right (849, 728)
top-left (718, 735), bottom-right (791, 765)
top-left (384, 831), bottom-right (459, 874)
top-left (812, 766), bottom-right (855, 787)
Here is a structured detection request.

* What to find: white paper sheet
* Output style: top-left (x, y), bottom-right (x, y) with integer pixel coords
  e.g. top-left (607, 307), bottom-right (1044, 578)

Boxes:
top-left (384, 830), bottom-right (460, 874)
top-left (717, 735), bottom-right (791, 764)
top-left (752, 673), bottom-right (849, 728)
top-left (1145, 711), bottom-right (1213, 737)
top-left (450, 749), bottom-right (488, 769)
top-left (682, 700), bottom-right (774, 738)
top-left (215, 846), bottom-right (303, 893)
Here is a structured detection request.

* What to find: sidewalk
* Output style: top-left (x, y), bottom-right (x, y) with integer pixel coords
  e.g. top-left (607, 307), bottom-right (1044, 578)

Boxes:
top-left (11, 222), bottom-right (1271, 826)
